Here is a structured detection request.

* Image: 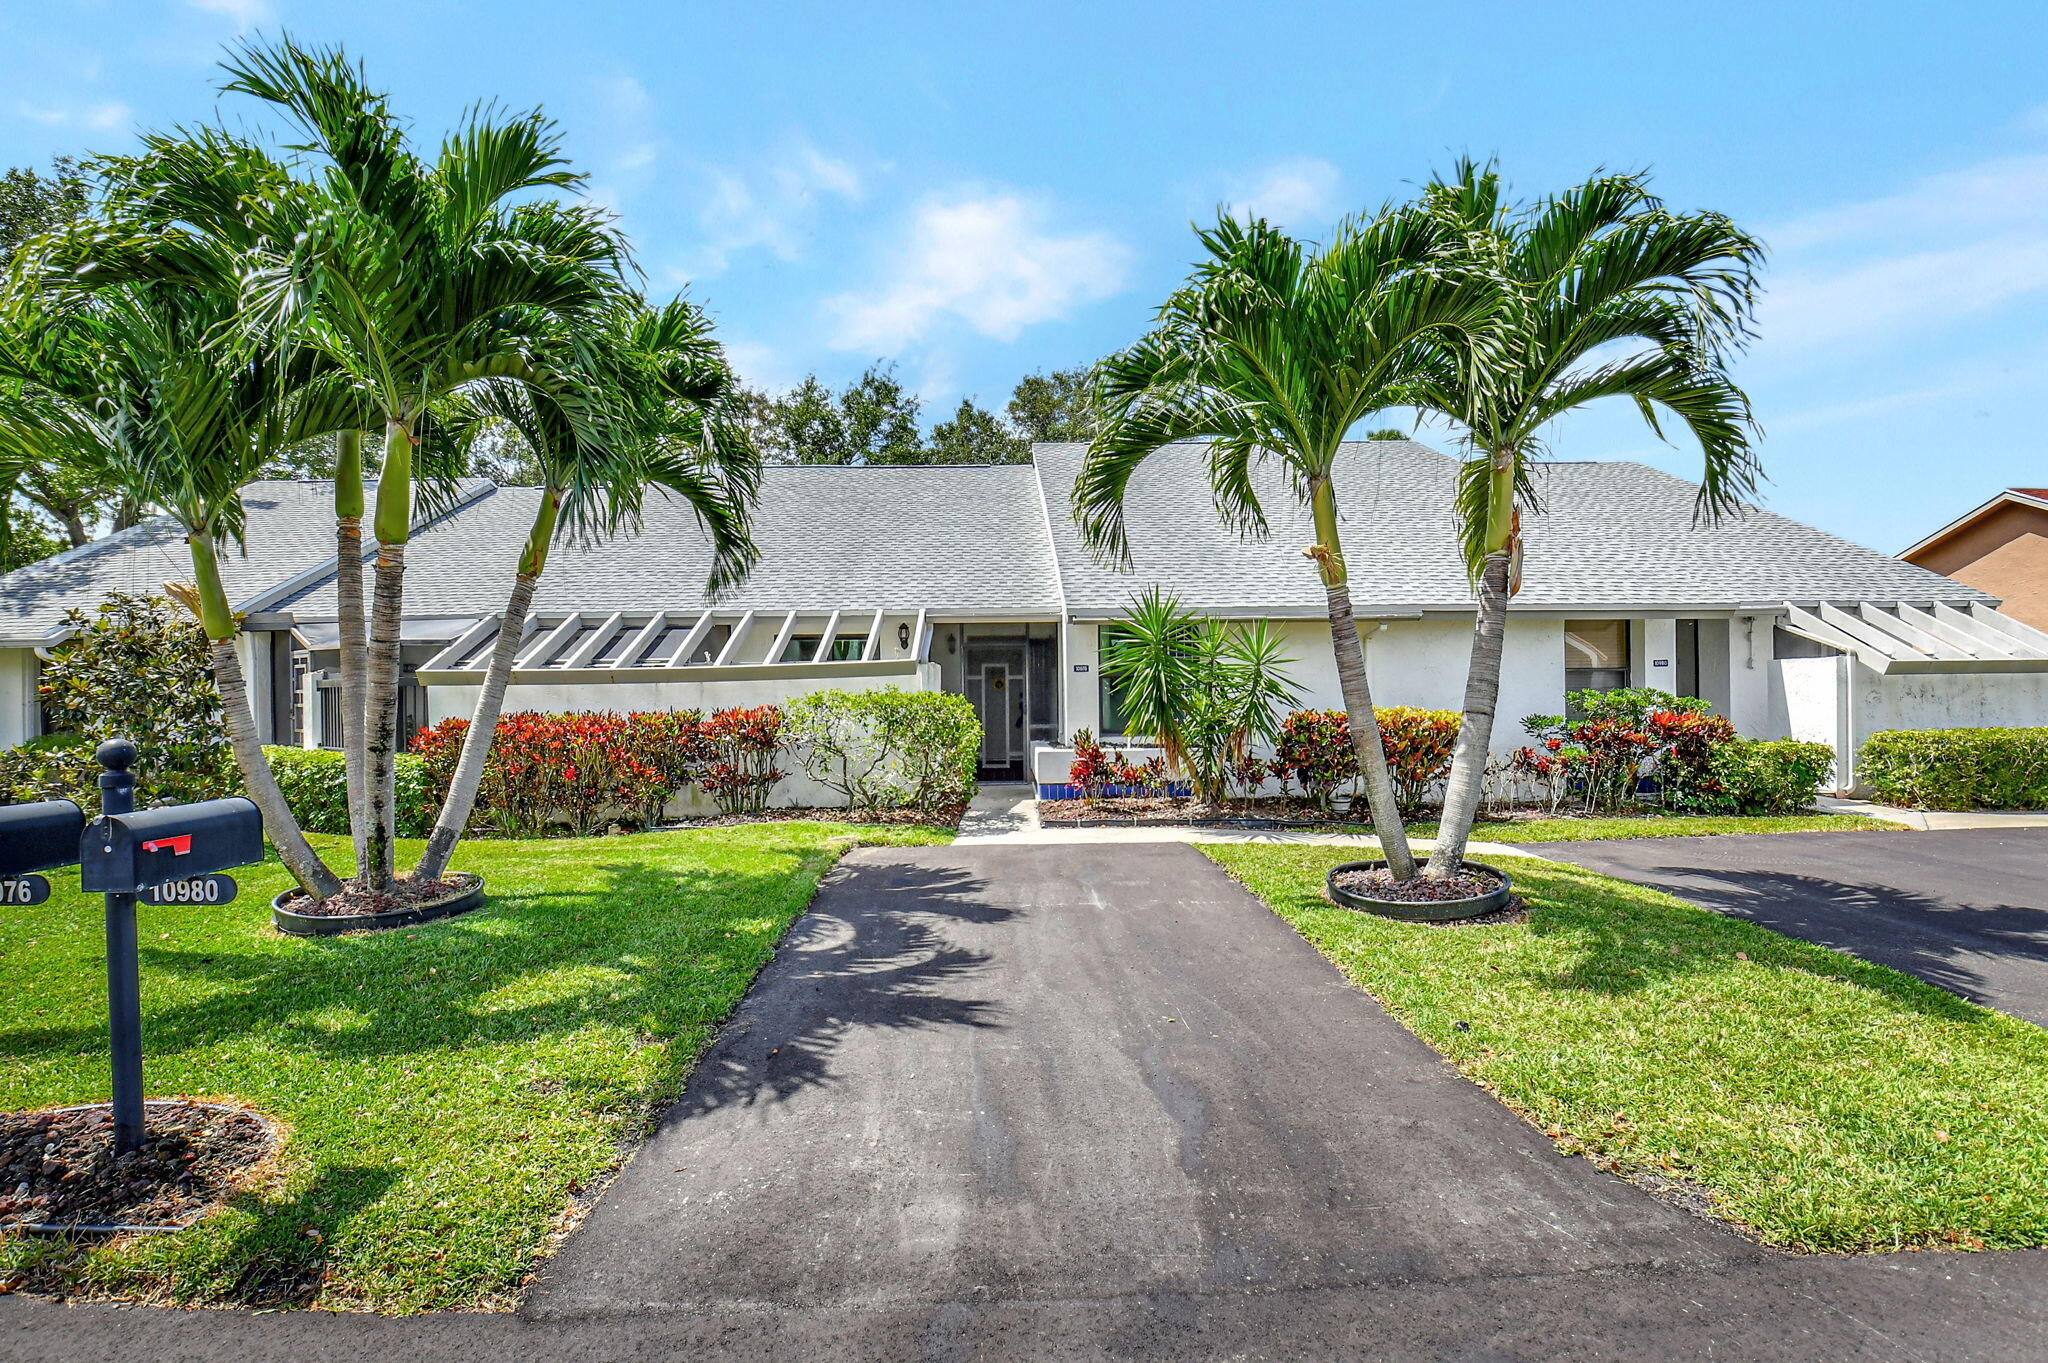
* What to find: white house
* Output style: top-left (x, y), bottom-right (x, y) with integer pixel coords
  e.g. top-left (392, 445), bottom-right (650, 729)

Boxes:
top-left (4, 439), bottom-right (2047, 798)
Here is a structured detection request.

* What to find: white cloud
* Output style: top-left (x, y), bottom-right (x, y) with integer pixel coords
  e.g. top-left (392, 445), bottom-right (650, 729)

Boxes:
top-left (1758, 152), bottom-right (2048, 357)
top-left (825, 190), bottom-right (1130, 350)
top-left (679, 141), bottom-right (865, 279)
top-left (1222, 156), bottom-right (1341, 228)
top-left (186, 0), bottom-right (273, 29)
top-left (719, 340), bottom-right (794, 395)
top-left (16, 100), bottom-right (132, 132)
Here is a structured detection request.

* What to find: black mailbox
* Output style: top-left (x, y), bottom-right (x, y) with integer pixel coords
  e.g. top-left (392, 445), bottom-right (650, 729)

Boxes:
top-left (0, 799), bottom-right (85, 877)
top-left (80, 797), bottom-right (264, 894)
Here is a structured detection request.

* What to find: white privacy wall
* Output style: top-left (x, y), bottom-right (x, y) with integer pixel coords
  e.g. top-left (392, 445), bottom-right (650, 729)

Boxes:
top-left (422, 664), bottom-right (946, 812)
top-left (1770, 653), bottom-right (2048, 793)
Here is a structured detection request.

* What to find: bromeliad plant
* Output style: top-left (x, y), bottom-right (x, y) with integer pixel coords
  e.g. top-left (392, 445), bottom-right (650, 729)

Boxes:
top-left (1098, 589), bottom-right (1303, 806)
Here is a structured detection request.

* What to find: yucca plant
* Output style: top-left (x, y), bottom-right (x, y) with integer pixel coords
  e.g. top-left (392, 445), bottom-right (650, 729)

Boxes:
top-left (1099, 588), bottom-right (1302, 805)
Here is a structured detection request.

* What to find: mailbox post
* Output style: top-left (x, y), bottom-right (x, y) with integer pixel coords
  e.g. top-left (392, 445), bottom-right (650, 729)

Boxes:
top-left (75, 740), bottom-right (266, 1154)
top-left (93, 740), bottom-right (146, 1152)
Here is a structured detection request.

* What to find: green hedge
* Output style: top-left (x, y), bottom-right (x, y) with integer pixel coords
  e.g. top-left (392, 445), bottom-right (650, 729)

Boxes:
top-left (1702, 738), bottom-right (1836, 815)
top-left (264, 746), bottom-right (431, 837)
top-left (1858, 728), bottom-right (2048, 811)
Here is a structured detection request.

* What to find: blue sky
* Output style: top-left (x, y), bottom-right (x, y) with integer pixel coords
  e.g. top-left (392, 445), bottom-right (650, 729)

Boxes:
top-left (4, 1), bottom-right (2045, 555)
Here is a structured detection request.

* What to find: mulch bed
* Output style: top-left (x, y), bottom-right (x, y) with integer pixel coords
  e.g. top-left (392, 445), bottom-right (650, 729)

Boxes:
top-left (283, 874), bottom-right (464, 919)
top-left (1331, 865), bottom-right (1507, 903)
top-left (1040, 796), bottom-right (1354, 827)
top-left (0, 1101), bottom-right (278, 1233)
top-left (663, 805), bottom-right (966, 831)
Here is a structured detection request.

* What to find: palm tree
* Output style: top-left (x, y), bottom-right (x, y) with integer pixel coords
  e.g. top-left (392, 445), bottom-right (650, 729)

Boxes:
top-left (218, 36), bottom-right (626, 889)
top-left (1073, 211), bottom-right (1496, 878)
top-left (413, 295), bottom-right (760, 879)
top-left (1412, 161), bottom-right (1764, 877)
top-left (0, 230), bottom-right (355, 899)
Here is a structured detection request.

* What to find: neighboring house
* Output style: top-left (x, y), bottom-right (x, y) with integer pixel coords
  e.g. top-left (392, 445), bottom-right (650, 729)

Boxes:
top-left (1901, 488), bottom-right (2048, 632)
top-left (5, 441), bottom-right (2047, 799)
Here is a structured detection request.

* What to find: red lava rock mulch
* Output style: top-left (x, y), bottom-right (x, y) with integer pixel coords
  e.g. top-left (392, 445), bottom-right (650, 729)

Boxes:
top-left (664, 805), bottom-right (965, 831)
top-left (1039, 797), bottom-right (1348, 826)
top-left (281, 873), bottom-right (469, 918)
top-left (0, 1101), bottom-right (278, 1232)
top-left (1331, 866), bottom-right (1507, 904)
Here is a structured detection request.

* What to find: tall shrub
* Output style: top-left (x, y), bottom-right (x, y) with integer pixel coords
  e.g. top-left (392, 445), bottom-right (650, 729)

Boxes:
top-left (699, 706), bottom-right (785, 816)
top-left (1377, 707), bottom-right (1461, 814)
top-left (1860, 729), bottom-right (2048, 811)
top-left (2, 591), bottom-right (237, 808)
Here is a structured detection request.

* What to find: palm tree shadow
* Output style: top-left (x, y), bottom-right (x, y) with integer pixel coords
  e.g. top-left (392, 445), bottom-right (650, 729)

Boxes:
top-left (661, 857), bottom-right (1011, 1120)
top-left (1600, 864), bottom-right (2048, 1019)
top-left (1517, 863), bottom-right (2025, 1026)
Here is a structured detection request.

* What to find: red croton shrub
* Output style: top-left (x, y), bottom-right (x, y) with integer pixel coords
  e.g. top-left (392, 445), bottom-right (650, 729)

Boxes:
top-left (414, 705), bottom-right (782, 834)
top-left (697, 705), bottom-right (786, 816)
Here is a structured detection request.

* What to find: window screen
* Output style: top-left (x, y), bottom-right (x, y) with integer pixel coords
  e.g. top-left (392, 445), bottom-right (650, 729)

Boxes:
top-left (1564, 619), bottom-right (1630, 698)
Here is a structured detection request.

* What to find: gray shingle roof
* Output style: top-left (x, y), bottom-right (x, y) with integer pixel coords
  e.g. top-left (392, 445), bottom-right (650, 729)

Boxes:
top-left (0, 478), bottom-right (491, 643)
top-left (0, 481), bottom-right (346, 644)
top-left (277, 463), bottom-right (1064, 619)
top-left (0, 445), bottom-right (1991, 640)
top-left (1031, 441), bottom-right (1994, 615)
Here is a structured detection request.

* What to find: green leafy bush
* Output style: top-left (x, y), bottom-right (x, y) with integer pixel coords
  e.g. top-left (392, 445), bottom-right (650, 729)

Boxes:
top-left (265, 746), bottom-right (430, 837)
top-left (1860, 728), bottom-right (2048, 810)
top-left (1376, 706), bottom-right (1461, 814)
top-left (1698, 738), bottom-right (1835, 815)
top-left (784, 687), bottom-right (979, 816)
top-left (0, 591), bottom-right (238, 808)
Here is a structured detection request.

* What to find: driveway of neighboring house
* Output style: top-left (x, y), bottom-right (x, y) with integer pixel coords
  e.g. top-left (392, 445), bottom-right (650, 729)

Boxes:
top-left (1526, 828), bottom-right (2048, 1027)
top-left (7, 841), bottom-right (2048, 1361)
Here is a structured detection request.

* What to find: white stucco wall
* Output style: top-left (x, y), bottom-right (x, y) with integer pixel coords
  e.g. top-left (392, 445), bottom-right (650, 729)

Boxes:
top-left (422, 663), bottom-right (945, 812)
top-left (0, 647), bottom-right (37, 749)
top-left (1772, 654), bottom-right (2048, 794)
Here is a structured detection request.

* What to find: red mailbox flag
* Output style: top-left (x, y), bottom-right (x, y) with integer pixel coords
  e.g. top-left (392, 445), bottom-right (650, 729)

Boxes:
top-left (141, 835), bottom-right (192, 856)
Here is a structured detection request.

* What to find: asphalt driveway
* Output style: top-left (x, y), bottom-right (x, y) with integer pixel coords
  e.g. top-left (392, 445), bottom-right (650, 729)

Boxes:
top-left (7, 840), bottom-right (2048, 1361)
top-left (1525, 828), bottom-right (2048, 1026)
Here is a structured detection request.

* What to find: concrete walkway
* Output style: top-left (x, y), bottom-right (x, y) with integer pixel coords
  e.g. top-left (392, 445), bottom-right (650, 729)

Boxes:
top-left (1816, 796), bottom-right (2048, 830)
top-left (955, 783), bottom-right (1543, 860)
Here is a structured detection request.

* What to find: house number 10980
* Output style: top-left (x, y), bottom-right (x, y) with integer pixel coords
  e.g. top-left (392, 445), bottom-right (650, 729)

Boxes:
top-left (142, 874), bottom-right (239, 906)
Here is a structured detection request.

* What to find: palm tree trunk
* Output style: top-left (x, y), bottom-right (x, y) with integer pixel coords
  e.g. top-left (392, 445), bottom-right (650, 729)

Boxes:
top-left (1309, 477), bottom-right (1417, 880)
top-left (187, 532), bottom-right (342, 900)
top-left (1427, 444), bottom-right (1519, 878)
top-left (418, 489), bottom-right (560, 879)
top-left (416, 571), bottom-right (538, 879)
top-left (1426, 551), bottom-right (1510, 876)
top-left (361, 418), bottom-right (414, 890)
top-left (334, 432), bottom-right (370, 872)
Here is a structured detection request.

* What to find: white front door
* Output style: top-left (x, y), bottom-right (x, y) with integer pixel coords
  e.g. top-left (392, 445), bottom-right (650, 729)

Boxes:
top-left (974, 664), bottom-right (1018, 769)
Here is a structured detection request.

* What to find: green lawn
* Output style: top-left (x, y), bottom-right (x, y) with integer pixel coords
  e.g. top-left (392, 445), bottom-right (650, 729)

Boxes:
top-left (1465, 812), bottom-right (1895, 841)
top-left (0, 823), bottom-right (949, 1311)
top-left (1341, 812), bottom-right (1893, 842)
top-left (1203, 844), bottom-right (2048, 1253)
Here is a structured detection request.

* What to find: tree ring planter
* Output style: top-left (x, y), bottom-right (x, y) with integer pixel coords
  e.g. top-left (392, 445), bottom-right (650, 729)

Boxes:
top-left (1324, 860), bottom-right (1514, 923)
top-left (273, 873), bottom-right (487, 937)
top-left (6, 1100), bottom-right (282, 1236)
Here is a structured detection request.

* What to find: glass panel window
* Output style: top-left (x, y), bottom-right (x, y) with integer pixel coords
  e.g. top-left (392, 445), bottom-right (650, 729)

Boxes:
top-left (1564, 619), bottom-right (1631, 698)
top-left (827, 636), bottom-right (865, 661)
top-left (779, 635), bottom-right (820, 663)
top-left (1097, 627), bottom-right (1131, 738)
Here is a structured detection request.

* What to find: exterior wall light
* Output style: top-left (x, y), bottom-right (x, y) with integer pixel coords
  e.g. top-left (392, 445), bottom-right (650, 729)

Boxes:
top-left (947, 632), bottom-right (957, 655)
top-left (898, 622), bottom-right (911, 649)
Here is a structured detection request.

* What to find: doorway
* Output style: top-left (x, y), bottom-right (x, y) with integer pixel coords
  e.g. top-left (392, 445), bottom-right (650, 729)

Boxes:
top-left (970, 658), bottom-right (1026, 780)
